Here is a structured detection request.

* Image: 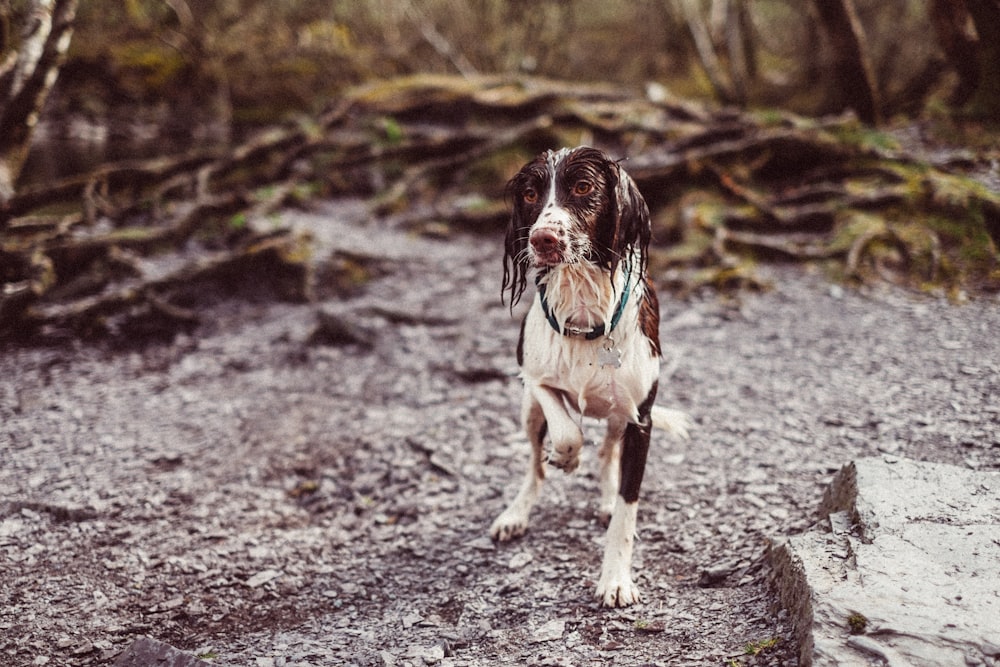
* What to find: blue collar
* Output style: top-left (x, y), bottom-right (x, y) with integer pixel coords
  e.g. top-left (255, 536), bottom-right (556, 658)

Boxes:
top-left (535, 263), bottom-right (633, 340)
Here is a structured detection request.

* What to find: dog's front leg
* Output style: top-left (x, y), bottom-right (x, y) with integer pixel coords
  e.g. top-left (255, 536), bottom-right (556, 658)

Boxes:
top-left (596, 393), bottom-right (654, 607)
top-left (490, 391), bottom-right (547, 542)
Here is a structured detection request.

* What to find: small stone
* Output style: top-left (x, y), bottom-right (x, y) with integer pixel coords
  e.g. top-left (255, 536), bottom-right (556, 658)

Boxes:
top-left (634, 619), bottom-right (667, 634)
top-left (72, 642), bottom-right (94, 656)
top-left (245, 569), bottom-right (283, 588)
top-left (531, 619), bottom-right (565, 643)
top-left (508, 551), bottom-right (533, 569)
top-left (308, 310), bottom-right (376, 349)
top-left (424, 644), bottom-right (446, 663)
top-left (405, 643), bottom-right (445, 665)
top-left (159, 595), bottom-right (186, 611)
top-left (698, 563), bottom-right (735, 587)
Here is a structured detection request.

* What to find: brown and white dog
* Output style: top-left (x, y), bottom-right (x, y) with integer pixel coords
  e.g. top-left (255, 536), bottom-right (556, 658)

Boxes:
top-left (491, 146), bottom-right (690, 607)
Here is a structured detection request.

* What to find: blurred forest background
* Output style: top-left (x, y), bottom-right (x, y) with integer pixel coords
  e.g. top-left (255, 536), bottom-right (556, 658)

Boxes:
top-left (1, 0), bottom-right (999, 340)
top-left (23, 0), bottom-right (1000, 151)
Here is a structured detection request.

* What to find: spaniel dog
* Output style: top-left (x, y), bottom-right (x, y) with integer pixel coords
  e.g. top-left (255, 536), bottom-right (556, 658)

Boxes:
top-left (491, 146), bottom-right (690, 607)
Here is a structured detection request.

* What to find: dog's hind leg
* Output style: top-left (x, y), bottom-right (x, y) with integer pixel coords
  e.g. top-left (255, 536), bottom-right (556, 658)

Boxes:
top-left (490, 391), bottom-right (547, 542)
top-left (596, 384), bottom-right (656, 607)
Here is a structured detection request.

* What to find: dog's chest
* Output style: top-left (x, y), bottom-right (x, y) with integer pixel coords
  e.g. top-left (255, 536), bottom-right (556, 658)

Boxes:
top-left (521, 310), bottom-right (658, 421)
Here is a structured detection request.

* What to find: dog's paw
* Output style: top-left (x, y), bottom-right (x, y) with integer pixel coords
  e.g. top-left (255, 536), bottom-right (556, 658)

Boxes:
top-left (595, 573), bottom-right (641, 608)
top-left (489, 511), bottom-right (528, 542)
top-left (547, 453), bottom-right (580, 473)
top-left (548, 441), bottom-right (581, 473)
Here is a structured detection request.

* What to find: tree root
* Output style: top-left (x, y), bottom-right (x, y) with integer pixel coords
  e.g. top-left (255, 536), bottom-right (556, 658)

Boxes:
top-left (2, 74), bottom-right (998, 341)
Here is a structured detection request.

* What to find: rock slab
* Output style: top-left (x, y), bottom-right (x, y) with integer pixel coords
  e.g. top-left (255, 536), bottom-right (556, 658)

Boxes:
top-left (770, 456), bottom-right (1000, 666)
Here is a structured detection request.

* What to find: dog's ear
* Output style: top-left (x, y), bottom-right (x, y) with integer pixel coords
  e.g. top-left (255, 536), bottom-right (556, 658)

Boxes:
top-left (608, 162), bottom-right (651, 276)
top-left (502, 168), bottom-right (533, 308)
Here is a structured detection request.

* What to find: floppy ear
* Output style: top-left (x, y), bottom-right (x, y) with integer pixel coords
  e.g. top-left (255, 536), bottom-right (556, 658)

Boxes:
top-left (502, 173), bottom-right (531, 308)
top-left (609, 163), bottom-right (651, 276)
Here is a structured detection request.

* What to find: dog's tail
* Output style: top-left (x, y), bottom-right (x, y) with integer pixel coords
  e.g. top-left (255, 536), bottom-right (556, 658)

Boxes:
top-left (651, 406), bottom-right (692, 440)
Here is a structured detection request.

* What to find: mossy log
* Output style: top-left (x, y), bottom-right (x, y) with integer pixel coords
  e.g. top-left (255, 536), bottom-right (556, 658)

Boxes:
top-left (2, 75), bottom-right (998, 341)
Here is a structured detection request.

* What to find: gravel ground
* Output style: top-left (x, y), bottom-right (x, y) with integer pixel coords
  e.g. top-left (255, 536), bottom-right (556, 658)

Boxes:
top-left (2, 200), bottom-right (998, 666)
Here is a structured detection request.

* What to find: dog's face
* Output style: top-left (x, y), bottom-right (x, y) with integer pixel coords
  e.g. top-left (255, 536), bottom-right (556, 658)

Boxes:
top-left (502, 147), bottom-right (650, 307)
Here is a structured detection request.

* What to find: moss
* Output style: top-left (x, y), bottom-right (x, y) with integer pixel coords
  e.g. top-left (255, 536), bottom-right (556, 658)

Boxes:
top-left (744, 637), bottom-right (781, 656)
top-left (700, 262), bottom-right (767, 291)
top-left (847, 612), bottom-right (868, 635)
top-left (373, 116), bottom-right (405, 146)
top-left (109, 41), bottom-right (187, 96)
top-left (828, 212), bottom-right (886, 255)
top-left (925, 213), bottom-right (998, 282)
top-left (826, 120), bottom-right (901, 152)
top-left (750, 108), bottom-right (790, 128)
top-left (923, 171), bottom-right (995, 212)
top-left (682, 196), bottom-right (730, 232)
top-left (229, 213), bottom-right (248, 230)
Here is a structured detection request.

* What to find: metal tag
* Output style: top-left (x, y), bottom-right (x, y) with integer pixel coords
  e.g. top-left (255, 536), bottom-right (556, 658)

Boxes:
top-left (598, 340), bottom-right (622, 368)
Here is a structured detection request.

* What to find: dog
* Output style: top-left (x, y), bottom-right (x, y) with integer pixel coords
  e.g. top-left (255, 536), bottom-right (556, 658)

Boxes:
top-left (491, 146), bottom-right (690, 607)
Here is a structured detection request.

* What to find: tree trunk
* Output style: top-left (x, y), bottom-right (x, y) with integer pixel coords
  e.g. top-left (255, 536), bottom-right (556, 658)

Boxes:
top-left (811, 0), bottom-right (882, 125)
top-left (929, 0), bottom-right (979, 107)
top-left (723, 0), bottom-right (756, 104)
top-left (963, 0), bottom-right (1000, 120)
top-left (678, 0), bottom-right (737, 105)
top-left (0, 0), bottom-right (78, 206)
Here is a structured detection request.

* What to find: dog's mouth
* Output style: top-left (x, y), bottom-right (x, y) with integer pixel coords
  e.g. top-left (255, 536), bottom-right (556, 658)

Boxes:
top-left (530, 245), bottom-right (600, 270)
top-left (532, 250), bottom-right (565, 267)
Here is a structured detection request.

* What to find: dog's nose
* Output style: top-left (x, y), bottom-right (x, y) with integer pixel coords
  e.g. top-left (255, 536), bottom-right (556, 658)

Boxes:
top-left (530, 229), bottom-right (561, 253)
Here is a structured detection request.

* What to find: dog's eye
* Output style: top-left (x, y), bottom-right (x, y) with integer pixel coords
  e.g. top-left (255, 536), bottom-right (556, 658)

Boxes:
top-left (573, 180), bottom-right (593, 196)
top-left (523, 188), bottom-right (538, 204)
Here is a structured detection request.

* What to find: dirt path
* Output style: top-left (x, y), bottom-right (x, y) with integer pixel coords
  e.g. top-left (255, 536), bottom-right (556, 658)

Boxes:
top-left (2, 200), bottom-right (998, 666)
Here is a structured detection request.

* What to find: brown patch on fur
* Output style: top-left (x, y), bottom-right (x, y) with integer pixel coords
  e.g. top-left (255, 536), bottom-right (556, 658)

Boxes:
top-left (639, 277), bottom-right (661, 357)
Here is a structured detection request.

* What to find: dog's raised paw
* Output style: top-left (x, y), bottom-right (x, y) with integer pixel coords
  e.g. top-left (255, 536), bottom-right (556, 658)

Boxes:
top-left (547, 455), bottom-right (579, 473)
top-left (547, 444), bottom-right (581, 473)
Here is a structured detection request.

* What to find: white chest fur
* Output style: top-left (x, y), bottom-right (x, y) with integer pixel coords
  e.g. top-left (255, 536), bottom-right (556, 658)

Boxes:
top-left (520, 264), bottom-right (659, 424)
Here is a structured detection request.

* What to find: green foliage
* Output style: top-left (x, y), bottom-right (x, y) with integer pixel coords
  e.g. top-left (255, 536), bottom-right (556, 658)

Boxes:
top-left (744, 636), bottom-right (781, 655)
top-left (55, 0), bottom-right (957, 129)
top-left (827, 122), bottom-right (901, 153)
top-left (229, 213), bottom-right (248, 230)
top-left (375, 117), bottom-right (405, 146)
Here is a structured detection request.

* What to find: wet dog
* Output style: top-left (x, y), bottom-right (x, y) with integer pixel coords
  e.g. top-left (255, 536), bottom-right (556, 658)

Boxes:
top-left (492, 146), bottom-right (690, 607)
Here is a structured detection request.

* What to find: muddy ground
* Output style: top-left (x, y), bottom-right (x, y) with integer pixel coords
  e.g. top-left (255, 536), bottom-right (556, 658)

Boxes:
top-left (2, 200), bottom-right (998, 666)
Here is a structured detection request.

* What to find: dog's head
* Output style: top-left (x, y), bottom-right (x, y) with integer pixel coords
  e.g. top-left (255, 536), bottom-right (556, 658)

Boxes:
top-left (502, 146), bottom-right (651, 307)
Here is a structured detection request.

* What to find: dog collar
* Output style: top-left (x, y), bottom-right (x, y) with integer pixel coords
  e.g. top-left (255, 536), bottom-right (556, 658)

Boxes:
top-left (535, 263), bottom-right (633, 340)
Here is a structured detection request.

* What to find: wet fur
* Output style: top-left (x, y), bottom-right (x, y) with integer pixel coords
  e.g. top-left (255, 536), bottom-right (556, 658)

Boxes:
top-left (492, 147), bottom-right (689, 607)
